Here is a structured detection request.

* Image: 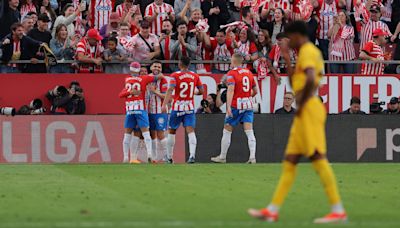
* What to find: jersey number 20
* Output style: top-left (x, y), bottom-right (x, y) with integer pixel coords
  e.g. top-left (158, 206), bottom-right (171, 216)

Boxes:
top-left (126, 83), bottom-right (141, 97)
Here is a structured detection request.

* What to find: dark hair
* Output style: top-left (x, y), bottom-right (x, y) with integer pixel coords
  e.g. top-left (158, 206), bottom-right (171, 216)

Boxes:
top-left (274, 8), bottom-right (286, 22)
top-left (216, 28), bottom-right (226, 35)
top-left (11, 22), bottom-right (24, 31)
top-left (256, 29), bottom-right (272, 52)
top-left (55, 24), bottom-right (68, 39)
top-left (242, 6), bottom-right (251, 18)
top-left (338, 9), bottom-right (351, 25)
top-left (350, 96), bottom-right (361, 105)
top-left (151, 60), bottom-right (162, 66)
top-left (180, 56), bottom-right (191, 67)
top-left (62, 3), bottom-right (74, 16)
top-left (27, 11), bottom-right (37, 17)
top-left (241, 27), bottom-right (256, 43)
top-left (107, 36), bottom-right (118, 45)
top-left (285, 20), bottom-right (308, 37)
top-left (209, 93), bottom-right (217, 103)
top-left (163, 19), bottom-right (172, 25)
top-left (176, 19), bottom-right (187, 28)
top-left (276, 32), bottom-right (287, 40)
top-left (40, 0), bottom-right (57, 21)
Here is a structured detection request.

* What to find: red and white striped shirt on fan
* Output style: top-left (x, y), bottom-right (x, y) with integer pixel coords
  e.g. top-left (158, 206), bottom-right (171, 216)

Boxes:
top-left (262, 0), bottom-right (291, 21)
top-left (116, 3), bottom-right (141, 18)
top-left (20, 3), bottom-right (37, 19)
top-left (10, 40), bottom-right (21, 68)
top-left (360, 20), bottom-right (391, 51)
top-left (89, 0), bottom-right (115, 30)
top-left (316, 0), bottom-right (341, 40)
top-left (147, 78), bottom-right (168, 114)
top-left (329, 25), bottom-right (356, 61)
top-left (210, 38), bottom-right (234, 72)
top-left (361, 40), bottom-right (384, 75)
top-left (145, 2), bottom-right (174, 36)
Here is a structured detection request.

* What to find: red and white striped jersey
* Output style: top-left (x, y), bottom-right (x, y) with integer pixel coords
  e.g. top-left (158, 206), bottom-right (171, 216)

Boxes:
top-left (268, 44), bottom-right (297, 73)
top-left (316, 0), bottom-right (341, 40)
top-left (116, 3), bottom-right (141, 17)
top-left (90, 0), bottom-right (115, 30)
top-left (145, 2), bottom-right (174, 36)
top-left (329, 25), bottom-right (356, 61)
top-left (361, 40), bottom-right (384, 75)
top-left (169, 71), bottom-right (203, 112)
top-left (195, 41), bottom-right (212, 73)
top-left (148, 77), bottom-right (168, 114)
top-left (234, 40), bottom-right (258, 68)
top-left (20, 3), bottom-right (37, 19)
top-left (211, 38), bottom-right (234, 72)
top-left (360, 20), bottom-right (391, 50)
top-left (226, 67), bottom-right (256, 110)
top-left (381, 0), bottom-right (393, 22)
top-left (119, 75), bottom-right (157, 112)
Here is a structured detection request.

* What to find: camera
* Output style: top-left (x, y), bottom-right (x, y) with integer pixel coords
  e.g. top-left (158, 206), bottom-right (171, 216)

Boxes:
top-left (217, 83), bottom-right (227, 91)
top-left (48, 86), bottom-right (68, 97)
top-left (370, 101), bottom-right (385, 114)
top-left (0, 107), bottom-right (16, 116)
top-left (31, 107), bottom-right (46, 114)
top-left (201, 99), bottom-right (209, 108)
top-left (161, 29), bottom-right (168, 34)
top-left (30, 99), bottom-right (43, 110)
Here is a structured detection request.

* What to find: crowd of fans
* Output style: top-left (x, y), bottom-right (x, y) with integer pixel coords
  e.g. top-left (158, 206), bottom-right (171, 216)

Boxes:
top-left (1, 0), bottom-right (400, 75)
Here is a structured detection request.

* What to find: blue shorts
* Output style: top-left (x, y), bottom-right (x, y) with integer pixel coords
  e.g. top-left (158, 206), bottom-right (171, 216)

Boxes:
top-left (224, 108), bottom-right (254, 126)
top-left (124, 110), bottom-right (150, 130)
top-left (169, 110), bottom-right (196, 130)
top-left (149, 113), bottom-right (168, 131)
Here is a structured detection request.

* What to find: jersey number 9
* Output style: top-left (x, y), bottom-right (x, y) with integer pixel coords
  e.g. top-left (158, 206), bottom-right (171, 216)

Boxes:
top-left (242, 76), bottom-right (250, 92)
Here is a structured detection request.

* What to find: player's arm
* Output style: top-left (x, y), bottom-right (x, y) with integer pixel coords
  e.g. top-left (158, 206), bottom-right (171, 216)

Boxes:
top-left (251, 82), bottom-right (258, 97)
top-left (119, 87), bottom-right (140, 98)
top-left (266, 58), bottom-right (281, 85)
top-left (226, 84), bottom-right (234, 117)
top-left (296, 68), bottom-right (316, 116)
top-left (161, 87), bottom-right (174, 113)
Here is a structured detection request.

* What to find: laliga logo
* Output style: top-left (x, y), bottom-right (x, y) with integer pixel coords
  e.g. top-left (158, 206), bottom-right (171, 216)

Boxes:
top-left (357, 128), bottom-right (400, 161)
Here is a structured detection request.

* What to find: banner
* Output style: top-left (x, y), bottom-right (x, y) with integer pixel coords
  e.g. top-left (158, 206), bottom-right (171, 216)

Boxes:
top-left (0, 74), bottom-right (399, 114)
top-left (194, 115), bottom-right (400, 163)
top-left (0, 116), bottom-right (185, 163)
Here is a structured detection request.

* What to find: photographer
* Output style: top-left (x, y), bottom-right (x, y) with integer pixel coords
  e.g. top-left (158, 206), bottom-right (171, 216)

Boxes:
top-left (46, 81), bottom-right (85, 114)
top-left (17, 99), bottom-right (46, 115)
top-left (216, 75), bottom-right (228, 108)
top-left (383, 97), bottom-right (400, 114)
top-left (197, 93), bottom-right (222, 114)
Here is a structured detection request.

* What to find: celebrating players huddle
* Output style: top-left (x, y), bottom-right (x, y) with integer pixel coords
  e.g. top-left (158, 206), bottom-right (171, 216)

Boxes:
top-left (120, 20), bottom-right (347, 224)
top-left (120, 54), bottom-right (258, 164)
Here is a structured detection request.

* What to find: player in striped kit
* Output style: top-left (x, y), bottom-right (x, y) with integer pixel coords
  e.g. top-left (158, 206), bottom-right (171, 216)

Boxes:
top-left (211, 54), bottom-right (258, 164)
top-left (145, 0), bottom-right (175, 36)
top-left (359, 28), bottom-right (388, 75)
top-left (360, 4), bottom-right (392, 51)
top-left (161, 56), bottom-right (204, 164)
top-left (88, 0), bottom-right (115, 30)
top-left (147, 61), bottom-right (169, 162)
top-left (119, 62), bottom-right (164, 163)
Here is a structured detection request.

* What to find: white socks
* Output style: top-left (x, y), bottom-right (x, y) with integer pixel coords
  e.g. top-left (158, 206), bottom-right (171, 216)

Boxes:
top-left (123, 133), bottom-right (132, 160)
top-left (142, 131), bottom-right (153, 159)
top-left (159, 138), bottom-right (167, 160)
top-left (151, 139), bottom-right (157, 160)
top-left (130, 136), bottom-right (140, 160)
top-left (188, 132), bottom-right (197, 158)
top-left (245, 130), bottom-right (256, 160)
top-left (220, 129), bottom-right (232, 159)
top-left (331, 203), bottom-right (345, 213)
top-left (167, 134), bottom-right (176, 160)
top-left (267, 204), bottom-right (280, 213)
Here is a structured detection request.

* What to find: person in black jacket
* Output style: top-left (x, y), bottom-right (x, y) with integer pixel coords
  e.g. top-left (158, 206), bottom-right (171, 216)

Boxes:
top-left (1, 22), bottom-right (42, 73)
top-left (341, 97), bottom-right (366, 114)
top-left (0, 0), bottom-right (20, 40)
top-left (201, 0), bottom-right (230, 36)
top-left (259, 8), bottom-right (286, 45)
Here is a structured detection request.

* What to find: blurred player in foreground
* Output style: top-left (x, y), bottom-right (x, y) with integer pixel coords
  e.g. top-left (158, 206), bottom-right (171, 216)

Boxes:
top-left (119, 62), bottom-right (164, 163)
top-left (147, 61), bottom-right (169, 161)
top-left (162, 56), bottom-right (204, 163)
top-left (248, 21), bottom-right (347, 223)
top-left (211, 53), bottom-right (258, 164)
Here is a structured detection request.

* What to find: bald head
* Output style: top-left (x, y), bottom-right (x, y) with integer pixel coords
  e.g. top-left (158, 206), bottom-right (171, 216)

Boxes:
top-left (231, 53), bottom-right (244, 67)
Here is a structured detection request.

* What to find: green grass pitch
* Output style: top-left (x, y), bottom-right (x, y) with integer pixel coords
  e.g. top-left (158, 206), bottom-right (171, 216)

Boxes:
top-left (0, 164), bottom-right (399, 228)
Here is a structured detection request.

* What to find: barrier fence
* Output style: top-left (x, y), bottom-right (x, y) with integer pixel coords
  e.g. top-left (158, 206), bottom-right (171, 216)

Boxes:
top-left (0, 73), bottom-right (399, 114)
top-left (0, 115), bottom-right (399, 163)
